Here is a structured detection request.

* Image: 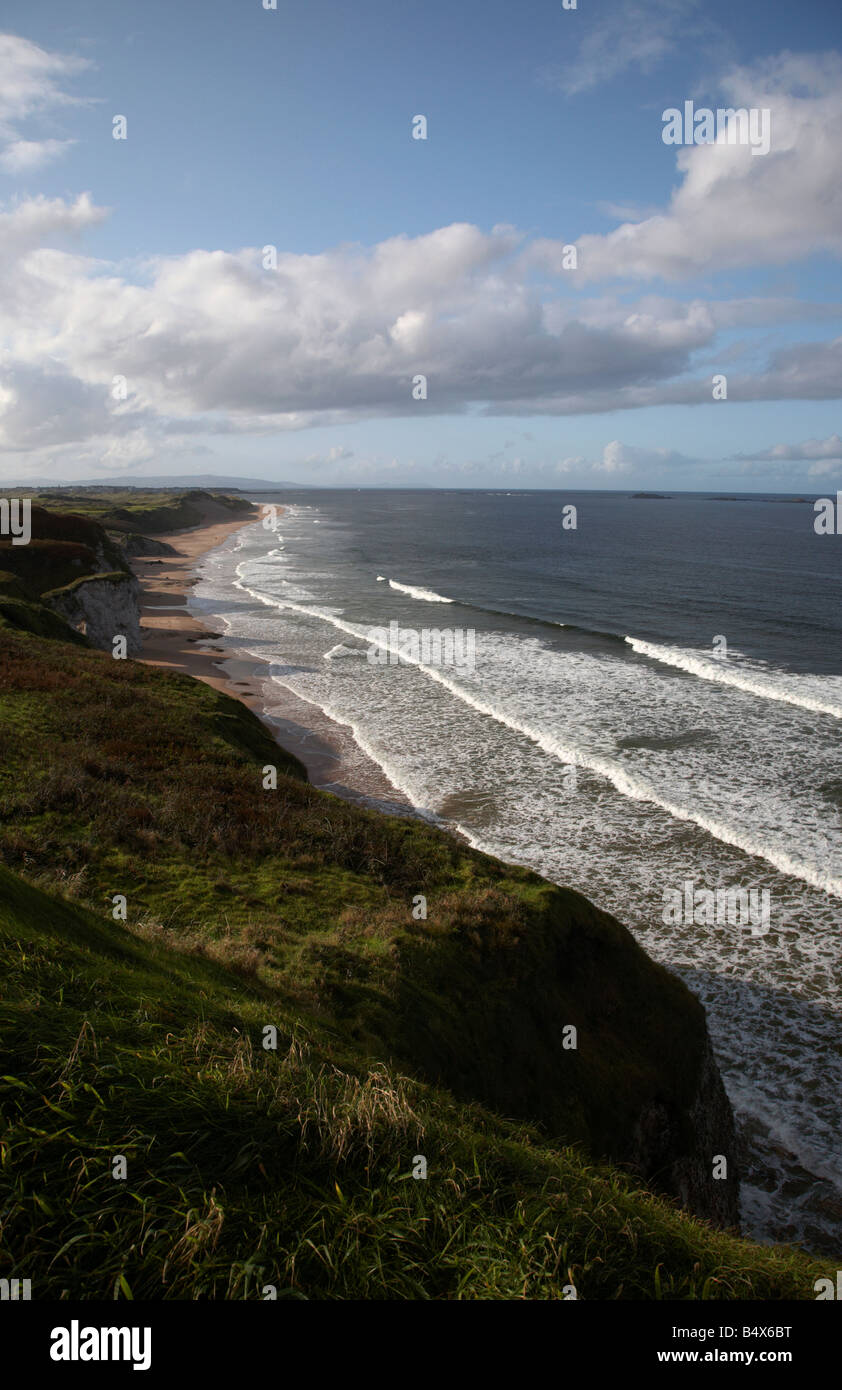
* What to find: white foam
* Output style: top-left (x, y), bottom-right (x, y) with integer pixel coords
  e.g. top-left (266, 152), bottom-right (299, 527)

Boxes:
top-left (386, 578), bottom-right (453, 603)
top-left (263, 664), bottom-right (441, 822)
top-left (626, 637), bottom-right (842, 720)
top-left (231, 573), bottom-right (842, 899)
top-left (323, 642), bottom-right (364, 661)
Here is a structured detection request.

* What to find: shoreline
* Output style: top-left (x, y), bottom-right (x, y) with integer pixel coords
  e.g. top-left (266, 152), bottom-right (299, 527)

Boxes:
top-left (132, 512), bottom-right (418, 816)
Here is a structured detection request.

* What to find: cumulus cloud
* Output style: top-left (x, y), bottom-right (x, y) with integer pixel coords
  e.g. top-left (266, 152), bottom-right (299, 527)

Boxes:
top-left (0, 363), bottom-right (137, 451)
top-left (0, 137), bottom-right (75, 172)
top-left (724, 337), bottom-right (842, 404)
top-left (531, 52), bottom-right (842, 281)
top-left (0, 209), bottom-right (721, 446)
top-left (0, 193), bottom-right (840, 457)
top-left (304, 444), bottom-right (355, 465)
top-left (577, 440), bottom-right (701, 475)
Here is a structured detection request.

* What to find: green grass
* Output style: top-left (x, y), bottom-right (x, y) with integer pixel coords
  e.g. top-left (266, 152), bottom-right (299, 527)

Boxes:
top-left (0, 865), bottom-right (831, 1300)
top-left (0, 623), bottom-right (717, 1181)
top-left (41, 570), bottom-right (136, 600)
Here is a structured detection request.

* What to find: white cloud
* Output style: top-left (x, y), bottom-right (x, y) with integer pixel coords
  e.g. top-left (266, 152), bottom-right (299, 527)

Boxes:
top-left (0, 33), bottom-right (90, 174)
top-left (736, 434), bottom-right (842, 463)
top-left (545, 0), bottom-right (715, 98)
top-left (0, 137), bottom-right (75, 172)
top-left (590, 440), bottom-right (699, 475)
top-left (0, 207), bottom-right (719, 444)
top-left (595, 441), bottom-right (634, 474)
top-left (0, 33), bottom-right (837, 486)
top-left (0, 43), bottom-right (841, 470)
top-left (532, 53), bottom-right (842, 281)
top-left (807, 459), bottom-right (842, 480)
top-left (0, 194), bottom-right (839, 457)
top-left (304, 444), bottom-right (355, 465)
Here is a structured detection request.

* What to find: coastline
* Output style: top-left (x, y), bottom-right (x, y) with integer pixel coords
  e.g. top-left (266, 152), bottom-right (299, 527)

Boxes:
top-left (132, 512), bottom-right (417, 815)
top-left (132, 514), bottom-right (255, 696)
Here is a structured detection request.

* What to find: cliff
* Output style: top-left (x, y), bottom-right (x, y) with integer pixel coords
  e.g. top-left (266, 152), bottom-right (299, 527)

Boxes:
top-left (0, 503), bottom-right (155, 657)
top-left (0, 505), bottom-right (130, 594)
top-left (43, 570), bottom-right (143, 657)
top-left (0, 855), bottom-right (829, 1300)
top-left (12, 487), bottom-right (256, 537)
top-left (0, 608), bottom-right (739, 1229)
top-left (376, 881), bottom-right (740, 1224)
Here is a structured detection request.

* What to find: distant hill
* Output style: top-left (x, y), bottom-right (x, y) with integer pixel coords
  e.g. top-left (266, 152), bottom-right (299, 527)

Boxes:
top-left (0, 474), bottom-right (303, 491)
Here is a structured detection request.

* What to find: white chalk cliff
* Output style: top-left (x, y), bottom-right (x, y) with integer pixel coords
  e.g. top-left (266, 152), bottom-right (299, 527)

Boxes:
top-left (47, 572), bottom-right (143, 657)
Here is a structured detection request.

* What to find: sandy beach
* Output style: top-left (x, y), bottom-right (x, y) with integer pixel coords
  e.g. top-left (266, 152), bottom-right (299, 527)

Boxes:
top-left (132, 511), bottom-right (266, 706)
top-left (132, 508), bottom-right (416, 813)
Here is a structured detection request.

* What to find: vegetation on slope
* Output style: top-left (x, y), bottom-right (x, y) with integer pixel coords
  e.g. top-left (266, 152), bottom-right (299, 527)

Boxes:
top-left (2, 487), bottom-right (256, 535)
top-left (0, 490), bottom-right (248, 646)
top-left (0, 863), bottom-right (831, 1300)
top-left (0, 505), bottom-right (130, 603)
top-left (0, 622), bottom-right (723, 1198)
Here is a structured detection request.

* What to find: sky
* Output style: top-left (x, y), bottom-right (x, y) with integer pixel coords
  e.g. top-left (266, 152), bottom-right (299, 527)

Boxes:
top-left (0, 0), bottom-right (841, 490)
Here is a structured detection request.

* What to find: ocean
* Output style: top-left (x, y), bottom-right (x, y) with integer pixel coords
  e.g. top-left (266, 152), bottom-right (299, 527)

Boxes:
top-left (191, 488), bottom-right (842, 1253)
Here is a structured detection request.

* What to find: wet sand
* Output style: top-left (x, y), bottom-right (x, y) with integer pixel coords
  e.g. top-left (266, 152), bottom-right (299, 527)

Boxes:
top-left (133, 515), bottom-right (256, 695)
top-left (133, 511), bottom-right (417, 815)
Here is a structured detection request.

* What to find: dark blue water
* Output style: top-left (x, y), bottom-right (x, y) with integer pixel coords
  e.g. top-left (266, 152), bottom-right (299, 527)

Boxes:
top-left (248, 489), bottom-right (842, 672)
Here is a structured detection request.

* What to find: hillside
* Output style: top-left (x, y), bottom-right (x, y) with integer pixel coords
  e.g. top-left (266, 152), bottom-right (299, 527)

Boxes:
top-left (1, 858), bottom-right (830, 1300)
top-left (0, 504), bottom-right (130, 599)
top-left (0, 487), bottom-right (256, 536)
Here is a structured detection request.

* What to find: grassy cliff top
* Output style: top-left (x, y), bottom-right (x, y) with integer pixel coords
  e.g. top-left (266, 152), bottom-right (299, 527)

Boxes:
top-left (0, 505), bottom-right (131, 602)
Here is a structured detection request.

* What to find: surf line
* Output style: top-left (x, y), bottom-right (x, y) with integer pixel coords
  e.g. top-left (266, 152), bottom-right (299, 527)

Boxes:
top-left (381, 577), bottom-right (454, 604)
top-left (625, 637), bottom-right (842, 720)
top-left (233, 573), bottom-right (842, 899)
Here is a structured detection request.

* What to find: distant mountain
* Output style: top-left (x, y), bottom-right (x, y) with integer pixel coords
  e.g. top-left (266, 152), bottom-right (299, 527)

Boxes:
top-left (0, 474), bottom-right (303, 491)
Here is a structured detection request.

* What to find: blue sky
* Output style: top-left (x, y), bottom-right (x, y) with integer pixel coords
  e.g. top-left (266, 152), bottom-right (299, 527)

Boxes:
top-left (0, 0), bottom-right (841, 489)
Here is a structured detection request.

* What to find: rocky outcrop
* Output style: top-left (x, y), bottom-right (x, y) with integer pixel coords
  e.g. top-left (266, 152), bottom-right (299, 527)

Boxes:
top-left (631, 1037), bottom-right (739, 1227)
top-left (116, 533), bottom-right (177, 558)
top-left (45, 571), bottom-right (143, 657)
